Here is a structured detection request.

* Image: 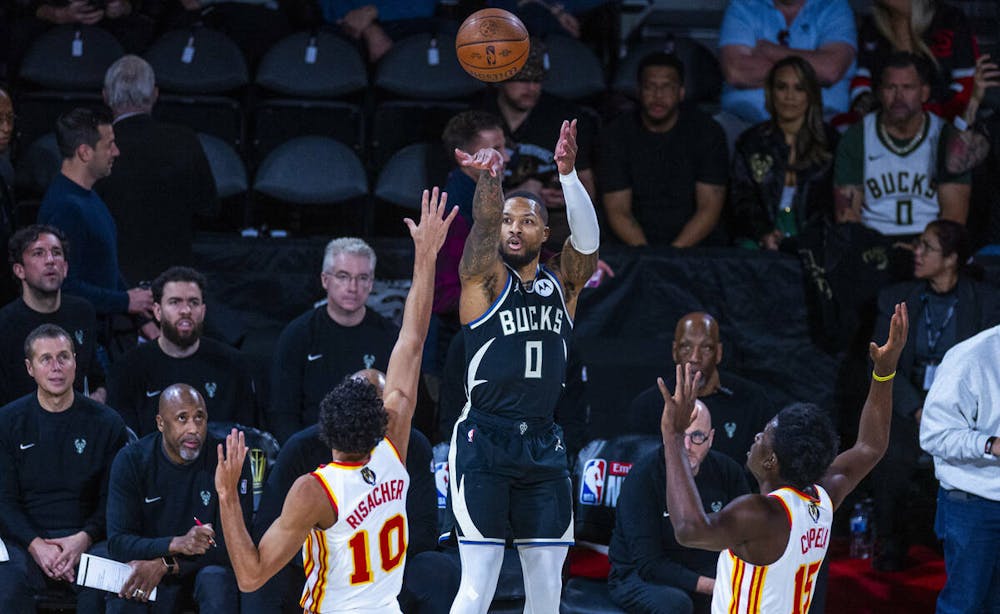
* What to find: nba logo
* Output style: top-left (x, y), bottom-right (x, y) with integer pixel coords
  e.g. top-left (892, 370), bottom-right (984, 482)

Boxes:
top-left (434, 461), bottom-right (449, 509)
top-left (579, 459), bottom-right (606, 505)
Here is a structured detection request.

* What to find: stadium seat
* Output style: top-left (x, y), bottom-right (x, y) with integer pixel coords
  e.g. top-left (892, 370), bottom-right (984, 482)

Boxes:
top-left (369, 100), bottom-right (468, 171)
top-left (560, 577), bottom-right (625, 614)
top-left (542, 35), bottom-right (606, 101)
top-left (612, 36), bottom-right (723, 105)
top-left (374, 142), bottom-right (433, 209)
top-left (374, 32), bottom-right (485, 101)
top-left (197, 132), bottom-right (248, 200)
top-left (256, 31), bottom-right (367, 99)
top-left (251, 99), bottom-right (364, 167)
top-left (208, 422), bottom-right (280, 513)
top-left (18, 25), bottom-right (124, 90)
top-left (14, 132), bottom-right (60, 199)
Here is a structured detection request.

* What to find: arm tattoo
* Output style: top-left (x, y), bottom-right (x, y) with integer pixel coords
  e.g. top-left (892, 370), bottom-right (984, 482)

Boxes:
top-left (554, 238), bottom-right (597, 304)
top-left (459, 170), bottom-right (504, 281)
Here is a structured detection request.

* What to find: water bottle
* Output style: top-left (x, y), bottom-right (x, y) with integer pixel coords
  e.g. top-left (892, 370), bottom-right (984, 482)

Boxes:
top-left (849, 500), bottom-right (873, 559)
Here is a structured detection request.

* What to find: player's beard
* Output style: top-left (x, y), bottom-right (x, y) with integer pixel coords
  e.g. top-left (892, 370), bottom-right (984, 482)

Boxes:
top-left (500, 244), bottom-right (540, 270)
top-left (161, 318), bottom-right (203, 349)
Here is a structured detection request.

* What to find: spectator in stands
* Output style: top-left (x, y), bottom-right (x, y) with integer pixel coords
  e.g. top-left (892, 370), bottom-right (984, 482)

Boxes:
top-left (851, 0), bottom-right (979, 121)
top-left (0, 88), bottom-right (16, 305)
top-left (0, 225), bottom-right (104, 405)
top-left (870, 219), bottom-right (1000, 571)
top-left (919, 323), bottom-right (1000, 613)
top-left (481, 39), bottom-right (598, 251)
top-left (267, 237), bottom-right (397, 444)
top-left (599, 53), bottom-right (728, 247)
top-left (107, 266), bottom-right (256, 437)
top-left (609, 401), bottom-right (751, 614)
top-left (834, 52), bottom-right (970, 238)
top-left (321, 0), bottom-right (439, 63)
top-left (629, 312), bottom-right (774, 468)
top-left (942, 53), bottom-right (998, 176)
top-left (37, 108), bottom-right (156, 344)
top-left (0, 323), bottom-right (129, 613)
top-left (105, 384), bottom-right (251, 613)
top-left (717, 0), bottom-right (857, 131)
top-left (428, 111), bottom-right (508, 381)
top-left (243, 369), bottom-right (436, 614)
top-left (728, 57), bottom-right (837, 250)
top-left (96, 55), bottom-right (219, 287)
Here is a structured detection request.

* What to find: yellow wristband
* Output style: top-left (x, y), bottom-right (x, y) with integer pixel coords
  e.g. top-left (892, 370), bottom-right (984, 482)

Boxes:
top-left (872, 370), bottom-right (895, 382)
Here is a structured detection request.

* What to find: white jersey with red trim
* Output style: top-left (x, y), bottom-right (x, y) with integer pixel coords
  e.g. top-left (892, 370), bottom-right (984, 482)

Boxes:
top-left (712, 485), bottom-right (833, 614)
top-left (300, 438), bottom-right (409, 614)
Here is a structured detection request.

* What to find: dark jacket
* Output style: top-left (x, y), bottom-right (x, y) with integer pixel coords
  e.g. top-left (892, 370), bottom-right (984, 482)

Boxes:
top-left (728, 121), bottom-right (837, 244)
top-left (874, 276), bottom-right (1000, 419)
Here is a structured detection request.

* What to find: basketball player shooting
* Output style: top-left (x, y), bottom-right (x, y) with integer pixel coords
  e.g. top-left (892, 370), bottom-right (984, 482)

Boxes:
top-left (214, 188), bottom-right (457, 612)
top-left (658, 303), bottom-right (908, 613)
top-left (447, 119), bottom-right (600, 614)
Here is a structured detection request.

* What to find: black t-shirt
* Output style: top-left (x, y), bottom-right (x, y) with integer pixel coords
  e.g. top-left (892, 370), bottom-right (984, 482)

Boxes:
top-left (598, 108), bottom-right (729, 245)
top-left (609, 448), bottom-right (750, 591)
top-left (0, 393), bottom-right (128, 546)
top-left (106, 432), bottom-right (253, 575)
top-left (629, 370), bottom-right (776, 468)
top-left (107, 337), bottom-right (257, 436)
top-left (268, 307), bottom-right (398, 444)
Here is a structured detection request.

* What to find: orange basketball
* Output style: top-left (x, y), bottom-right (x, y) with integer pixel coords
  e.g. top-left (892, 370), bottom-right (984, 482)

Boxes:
top-left (455, 9), bottom-right (530, 82)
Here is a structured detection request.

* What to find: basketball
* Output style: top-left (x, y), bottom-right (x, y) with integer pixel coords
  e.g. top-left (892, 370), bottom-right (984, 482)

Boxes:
top-left (455, 9), bottom-right (531, 82)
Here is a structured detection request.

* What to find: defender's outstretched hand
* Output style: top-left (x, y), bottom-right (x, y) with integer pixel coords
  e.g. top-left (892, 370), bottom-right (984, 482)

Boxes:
top-left (657, 364), bottom-right (702, 438)
top-left (215, 428), bottom-right (248, 499)
top-left (455, 147), bottom-right (505, 177)
top-left (553, 119), bottom-right (579, 175)
top-left (870, 302), bottom-right (909, 377)
top-left (405, 187), bottom-right (458, 257)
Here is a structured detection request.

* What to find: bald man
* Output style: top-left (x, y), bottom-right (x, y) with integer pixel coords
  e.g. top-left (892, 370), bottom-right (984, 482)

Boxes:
top-left (609, 401), bottom-right (750, 614)
top-left (629, 312), bottom-right (775, 466)
top-left (105, 383), bottom-right (253, 613)
top-left (241, 367), bottom-right (437, 614)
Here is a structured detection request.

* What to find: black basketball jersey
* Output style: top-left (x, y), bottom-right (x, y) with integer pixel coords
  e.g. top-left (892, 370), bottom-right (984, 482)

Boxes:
top-left (463, 264), bottom-right (572, 421)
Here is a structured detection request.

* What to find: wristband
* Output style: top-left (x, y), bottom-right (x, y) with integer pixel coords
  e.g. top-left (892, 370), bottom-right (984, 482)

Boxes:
top-left (872, 370), bottom-right (895, 382)
top-left (986, 436), bottom-right (997, 456)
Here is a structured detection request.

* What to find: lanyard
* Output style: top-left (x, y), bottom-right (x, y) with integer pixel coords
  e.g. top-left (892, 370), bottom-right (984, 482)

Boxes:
top-left (921, 293), bottom-right (957, 353)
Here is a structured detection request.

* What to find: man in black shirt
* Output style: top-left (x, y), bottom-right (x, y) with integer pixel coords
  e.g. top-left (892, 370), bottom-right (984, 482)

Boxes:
top-left (629, 312), bottom-right (775, 468)
top-left (105, 383), bottom-right (252, 612)
top-left (609, 402), bottom-right (750, 614)
top-left (0, 225), bottom-right (104, 405)
top-left (108, 266), bottom-right (257, 436)
top-left (0, 323), bottom-right (129, 613)
top-left (268, 237), bottom-right (397, 443)
top-left (599, 53), bottom-right (729, 247)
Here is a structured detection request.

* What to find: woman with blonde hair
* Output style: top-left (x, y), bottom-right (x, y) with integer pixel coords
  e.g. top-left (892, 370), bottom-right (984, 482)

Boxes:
top-left (728, 56), bottom-right (837, 250)
top-left (850, 0), bottom-right (979, 119)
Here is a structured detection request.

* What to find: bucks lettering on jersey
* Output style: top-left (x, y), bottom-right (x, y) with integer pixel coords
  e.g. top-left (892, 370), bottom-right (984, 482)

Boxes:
top-left (464, 265), bottom-right (572, 421)
top-left (861, 111), bottom-right (943, 236)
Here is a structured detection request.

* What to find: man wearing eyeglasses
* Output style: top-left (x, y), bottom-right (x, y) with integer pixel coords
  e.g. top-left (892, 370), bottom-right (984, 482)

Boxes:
top-left (267, 237), bottom-right (398, 444)
top-left (609, 401), bottom-right (751, 614)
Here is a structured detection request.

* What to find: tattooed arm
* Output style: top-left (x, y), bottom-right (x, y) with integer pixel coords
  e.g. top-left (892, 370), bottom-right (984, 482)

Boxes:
top-left (945, 54), bottom-right (997, 175)
top-left (457, 148), bottom-right (508, 324)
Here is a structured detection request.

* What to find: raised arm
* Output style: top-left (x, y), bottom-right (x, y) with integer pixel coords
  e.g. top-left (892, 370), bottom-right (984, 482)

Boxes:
top-left (548, 119), bottom-right (599, 315)
top-left (215, 429), bottom-right (332, 592)
top-left (821, 303), bottom-right (908, 510)
top-left (383, 188), bottom-right (457, 461)
top-left (457, 147), bottom-right (508, 323)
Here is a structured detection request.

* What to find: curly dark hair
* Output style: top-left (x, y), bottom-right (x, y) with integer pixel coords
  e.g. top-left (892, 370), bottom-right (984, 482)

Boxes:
top-left (318, 378), bottom-right (387, 455)
top-left (771, 403), bottom-right (839, 490)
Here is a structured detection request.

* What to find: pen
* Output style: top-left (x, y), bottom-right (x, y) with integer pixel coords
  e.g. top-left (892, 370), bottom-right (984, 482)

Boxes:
top-left (194, 516), bottom-right (217, 548)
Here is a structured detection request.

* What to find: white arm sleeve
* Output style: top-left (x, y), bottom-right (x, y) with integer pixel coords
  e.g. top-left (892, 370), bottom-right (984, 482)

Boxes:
top-left (559, 168), bottom-right (600, 255)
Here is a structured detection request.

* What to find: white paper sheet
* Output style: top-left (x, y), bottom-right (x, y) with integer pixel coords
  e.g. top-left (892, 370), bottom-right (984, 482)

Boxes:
top-left (76, 553), bottom-right (157, 600)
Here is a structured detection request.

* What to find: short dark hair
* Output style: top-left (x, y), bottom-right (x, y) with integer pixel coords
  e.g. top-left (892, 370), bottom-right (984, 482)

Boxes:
top-left (771, 403), bottom-right (839, 490)
top-left (24, 323), bottom-right (74, 360)
top-left (638, 52), bottom-right (685, 85)
top-left (151, 266), bottom-right (207, 303)
top-left (55, 107), bottom-right (113, 160)
top-left (8, 224), bottom-right (69, 266)
top-left (318, 378), bottom-right (387, 455)
top-left (876, 51), bottom-right (931, 88)
top-left (442, 110), bottom-right (504, 157)
top-left (505, 190), bottom-right (549, 225)
top-left (926, 219), bottom-right (971, 268)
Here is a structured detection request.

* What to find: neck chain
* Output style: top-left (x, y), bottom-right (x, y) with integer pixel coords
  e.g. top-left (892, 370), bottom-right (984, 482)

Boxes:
top-left (878, 113), bottom-right (926, 156)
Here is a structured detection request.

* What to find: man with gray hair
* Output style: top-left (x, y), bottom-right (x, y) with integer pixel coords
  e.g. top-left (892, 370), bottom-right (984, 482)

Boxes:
top-left (95, 54), bottom-right (218, 286)
top-left (266, 237), bottom-right (398, 443)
